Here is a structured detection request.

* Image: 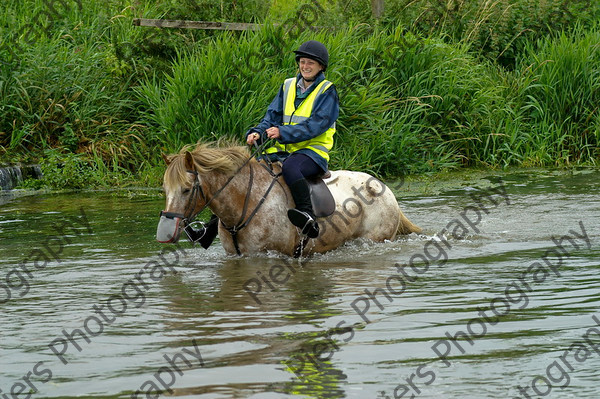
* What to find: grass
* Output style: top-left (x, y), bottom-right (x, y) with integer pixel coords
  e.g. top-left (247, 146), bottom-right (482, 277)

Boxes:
top-left (1, 0), bottom-right (599, 189)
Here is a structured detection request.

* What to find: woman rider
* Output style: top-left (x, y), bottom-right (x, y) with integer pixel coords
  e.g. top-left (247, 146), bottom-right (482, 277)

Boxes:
top-left (246, 40), bottom-right (339, 238)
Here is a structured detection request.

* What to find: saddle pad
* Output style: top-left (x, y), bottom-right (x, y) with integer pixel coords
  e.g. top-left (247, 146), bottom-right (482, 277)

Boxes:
top-left (307, 175), bottom-right (335, 217)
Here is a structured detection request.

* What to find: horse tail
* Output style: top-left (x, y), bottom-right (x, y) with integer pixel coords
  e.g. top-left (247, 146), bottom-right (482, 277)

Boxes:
top-left (397, 208), bottom-right (422, 235)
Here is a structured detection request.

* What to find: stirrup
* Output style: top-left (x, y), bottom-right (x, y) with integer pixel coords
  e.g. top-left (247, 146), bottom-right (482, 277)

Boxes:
top-left (184, 215), bottom-right (219, 249)
top-left (287, 209), bottom-right (319, 238)
top-left (184, 222), bottom-right (207, 242)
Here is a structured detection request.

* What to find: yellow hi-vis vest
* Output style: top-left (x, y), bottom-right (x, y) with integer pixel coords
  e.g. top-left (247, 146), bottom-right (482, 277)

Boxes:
top-left (264, 77), bottom-right (336, 161)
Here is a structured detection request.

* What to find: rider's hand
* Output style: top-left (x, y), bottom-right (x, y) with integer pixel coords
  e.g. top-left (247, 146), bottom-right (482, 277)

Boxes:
top-left (246, 132), bottom-right (260, 145)
top-left (266, 127), bottom-right (280, 139)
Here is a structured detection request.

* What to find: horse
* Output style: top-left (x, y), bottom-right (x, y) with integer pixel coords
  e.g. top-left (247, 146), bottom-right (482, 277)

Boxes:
top-left (156, 142), bottom-right (421, 256)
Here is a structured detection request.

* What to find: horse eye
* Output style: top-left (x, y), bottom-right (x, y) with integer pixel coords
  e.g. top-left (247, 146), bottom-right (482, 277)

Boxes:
top-left (182, 188), bottom-right (191, 195)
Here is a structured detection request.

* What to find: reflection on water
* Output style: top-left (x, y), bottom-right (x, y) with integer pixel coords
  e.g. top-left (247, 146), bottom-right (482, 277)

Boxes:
top-left (1, 169), bottom-right (599, 398)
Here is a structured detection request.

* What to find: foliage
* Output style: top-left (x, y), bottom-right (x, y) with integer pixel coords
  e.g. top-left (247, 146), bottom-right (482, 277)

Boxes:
top-left (515, 27), bottom-right (600, 164)
top-left (36, 150), bottom-right (103, 189)
top-left (0, 0), bottom-right (599, 189)
top-left (382, 0), bottom-right (600, 67)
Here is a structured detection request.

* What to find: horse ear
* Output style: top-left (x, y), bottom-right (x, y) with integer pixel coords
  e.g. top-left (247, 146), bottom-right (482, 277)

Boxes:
top-left (184, 151), bottom-right (195, 170)
top-left (162, 153), bottom-right (171, 165)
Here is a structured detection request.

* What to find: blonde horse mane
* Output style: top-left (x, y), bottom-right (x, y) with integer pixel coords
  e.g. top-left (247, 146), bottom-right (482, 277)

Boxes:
top-left (164, 141), bottom-right (250, 191)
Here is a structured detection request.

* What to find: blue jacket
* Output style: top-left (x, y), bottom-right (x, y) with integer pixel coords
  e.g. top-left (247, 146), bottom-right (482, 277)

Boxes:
top-left (246, 71), bottom-right (339, 171)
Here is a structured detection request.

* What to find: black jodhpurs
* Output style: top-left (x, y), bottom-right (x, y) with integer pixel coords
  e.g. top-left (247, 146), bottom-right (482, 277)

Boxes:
top-left (281, 153), bottom-right (324, 185)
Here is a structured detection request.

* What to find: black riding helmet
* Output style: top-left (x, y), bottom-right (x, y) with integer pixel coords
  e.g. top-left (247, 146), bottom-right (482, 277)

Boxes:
top-left (294, 40), bottom-right (329, 71)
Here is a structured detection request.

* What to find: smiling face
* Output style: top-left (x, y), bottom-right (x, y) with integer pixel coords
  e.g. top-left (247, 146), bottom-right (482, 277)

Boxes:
top-left (298, 57), bottom-right (323, 82)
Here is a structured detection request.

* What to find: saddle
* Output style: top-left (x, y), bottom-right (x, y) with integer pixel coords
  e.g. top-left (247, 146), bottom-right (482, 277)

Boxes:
top-left (262, 152), bottom-right (335, 217)
top-left (306, 171), bottom-right (336, 217)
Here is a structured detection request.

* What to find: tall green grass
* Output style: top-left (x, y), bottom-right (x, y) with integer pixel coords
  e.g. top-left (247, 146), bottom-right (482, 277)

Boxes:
top-left (1, 0), bottom-right (599, 189)
top-left (140, 23), bottom-right (597, 176)
top-left (516, 27), bottom-right (600, 164)
top-left (382, 0), bottom-right (600, 67)
top-left (0, 0), bottom-right (185, 182)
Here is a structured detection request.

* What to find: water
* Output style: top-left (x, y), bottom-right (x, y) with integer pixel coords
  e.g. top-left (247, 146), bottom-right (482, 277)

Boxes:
top-left (1, 169), bottom-right (599, 399)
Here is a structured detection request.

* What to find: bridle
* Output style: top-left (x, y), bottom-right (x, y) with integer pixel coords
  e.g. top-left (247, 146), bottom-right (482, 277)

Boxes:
top-left (160, 140), bottom-right (283, 254)
top-left (159, 169), bottom-right (207, 223)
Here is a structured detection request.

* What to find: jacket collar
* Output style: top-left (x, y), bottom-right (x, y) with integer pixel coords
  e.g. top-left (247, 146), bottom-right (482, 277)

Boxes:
top-left (295, 71), bottom-right (326, 93)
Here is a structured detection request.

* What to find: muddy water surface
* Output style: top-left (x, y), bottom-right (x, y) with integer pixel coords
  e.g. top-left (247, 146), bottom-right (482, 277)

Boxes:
top-left (1, 169), bottom-right (599, 399)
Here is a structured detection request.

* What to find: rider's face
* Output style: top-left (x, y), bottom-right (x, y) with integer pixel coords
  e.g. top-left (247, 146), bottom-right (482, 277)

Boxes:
top-left (298, 58), bottom-right (323, 81)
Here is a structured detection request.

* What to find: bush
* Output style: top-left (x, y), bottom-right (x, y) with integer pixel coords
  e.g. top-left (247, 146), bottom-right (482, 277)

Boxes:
top-left (1, 0), bottom-right (599, 189)
top-left (38, 150), bottom-right (101, 189)
top-left (514, 26), bottom-right (600, 165)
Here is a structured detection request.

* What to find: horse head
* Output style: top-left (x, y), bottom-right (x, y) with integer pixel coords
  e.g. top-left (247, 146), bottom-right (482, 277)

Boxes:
top-left (156, 150), bottom-right (206, 243)
top-left (156, 142), bottom-right (251, 244)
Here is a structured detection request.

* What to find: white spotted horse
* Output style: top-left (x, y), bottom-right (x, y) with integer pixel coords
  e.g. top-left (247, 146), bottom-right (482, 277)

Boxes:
top-left (156, 142), bottom-right (421, 257)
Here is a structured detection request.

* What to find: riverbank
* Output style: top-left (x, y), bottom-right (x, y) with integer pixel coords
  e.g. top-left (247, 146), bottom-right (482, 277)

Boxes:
top-left (1, 1), bottom-right (599, 189)
top-left (8, 164), bottom-right (598, 208)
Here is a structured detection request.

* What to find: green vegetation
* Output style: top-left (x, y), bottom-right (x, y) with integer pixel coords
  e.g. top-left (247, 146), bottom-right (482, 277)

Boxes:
top-left (1, 0), bottom-right (599, 189)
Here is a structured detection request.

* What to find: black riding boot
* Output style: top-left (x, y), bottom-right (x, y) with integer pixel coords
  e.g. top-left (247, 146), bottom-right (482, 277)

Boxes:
top-left (184, 214), bottom-right (219, 249)
top-left (287, 178), bottom-right (319, 238)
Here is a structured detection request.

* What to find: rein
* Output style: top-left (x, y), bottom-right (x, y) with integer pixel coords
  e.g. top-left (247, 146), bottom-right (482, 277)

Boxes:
top-left (219, 161), bottom-right (282, 255)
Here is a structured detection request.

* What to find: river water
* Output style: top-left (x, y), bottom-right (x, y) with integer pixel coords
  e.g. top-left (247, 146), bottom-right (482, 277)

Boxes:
top-left (1, 168), bottom-right (599, 399)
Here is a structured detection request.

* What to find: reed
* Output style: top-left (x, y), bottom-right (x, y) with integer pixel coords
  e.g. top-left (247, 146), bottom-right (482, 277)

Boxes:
top-left (515, 26), bottom-right (600, 165)
top-left (1, 0), bottom-right (599, 189)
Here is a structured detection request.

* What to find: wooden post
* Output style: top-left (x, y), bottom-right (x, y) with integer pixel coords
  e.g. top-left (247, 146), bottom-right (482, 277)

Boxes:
top-left (132, 18), bottom-right (261, 31)
top-left (371, 0), bottom-right (384, 19)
